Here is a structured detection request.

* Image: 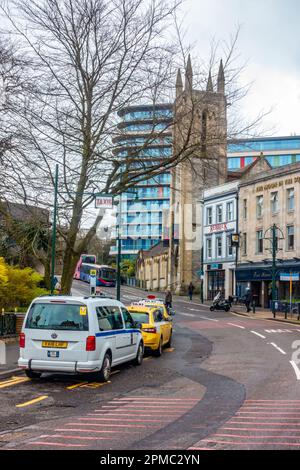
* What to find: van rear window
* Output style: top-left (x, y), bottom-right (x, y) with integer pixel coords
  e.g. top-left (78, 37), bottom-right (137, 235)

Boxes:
top-left (25, 303), bottom-right (89, 331)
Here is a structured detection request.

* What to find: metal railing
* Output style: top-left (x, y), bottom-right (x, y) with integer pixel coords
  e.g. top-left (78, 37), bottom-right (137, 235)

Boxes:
top-left (0, 313), bottom-right (17, 336)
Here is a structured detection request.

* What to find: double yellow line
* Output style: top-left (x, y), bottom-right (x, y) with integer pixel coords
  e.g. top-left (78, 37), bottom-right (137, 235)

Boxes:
top-left (0, 375), bottom-right (30, 389)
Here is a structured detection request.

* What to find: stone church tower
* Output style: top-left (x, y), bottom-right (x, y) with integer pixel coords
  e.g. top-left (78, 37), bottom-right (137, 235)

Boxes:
top-left (168, 56), bottom-right (227, 294)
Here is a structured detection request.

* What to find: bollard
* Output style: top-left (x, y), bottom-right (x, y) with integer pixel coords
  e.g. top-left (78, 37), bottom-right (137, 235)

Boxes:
top-left (298, 303), bottom-right (300, 321)
top-left (252, 300), bottom-right (256, 314)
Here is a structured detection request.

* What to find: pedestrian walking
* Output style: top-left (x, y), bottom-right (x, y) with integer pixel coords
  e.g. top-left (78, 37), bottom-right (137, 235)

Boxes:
top-left (188, 282), bottom-right (194, 301)
top-left (245, 287), bottom-right (252, 313)
top-left (165, 290), bottom-right (172, 312)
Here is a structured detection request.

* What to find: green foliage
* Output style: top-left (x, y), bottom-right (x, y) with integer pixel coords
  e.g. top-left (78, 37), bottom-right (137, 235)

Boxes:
top-left (0, 257), bottom-right (48, 310)
top-left (120, 259), bottom-right (136, 277)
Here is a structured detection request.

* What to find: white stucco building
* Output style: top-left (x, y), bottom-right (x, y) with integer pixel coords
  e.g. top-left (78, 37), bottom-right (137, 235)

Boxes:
top-left (203, 181), bottom-right (239, 300)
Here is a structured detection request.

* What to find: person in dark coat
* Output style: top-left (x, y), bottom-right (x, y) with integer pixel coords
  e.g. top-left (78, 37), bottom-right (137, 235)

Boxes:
top-left (165, 290), bottom-right (172, 312)
top-left (245, 288), bottom-right (252, 312)
top-left (188, 282), bottom-right (195, 301)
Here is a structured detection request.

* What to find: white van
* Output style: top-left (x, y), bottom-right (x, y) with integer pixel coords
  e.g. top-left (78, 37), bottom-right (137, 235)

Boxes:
top-left (18, 296), bottom-right (144, 381)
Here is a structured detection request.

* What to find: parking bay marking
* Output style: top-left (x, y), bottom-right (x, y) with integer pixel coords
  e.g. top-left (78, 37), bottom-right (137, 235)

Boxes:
top-left (0, 376), bottom-right (30, 389)
top-left (16, 395), bottom-right (49, 408)
top-left (67, 381), bottom-right (111, 390)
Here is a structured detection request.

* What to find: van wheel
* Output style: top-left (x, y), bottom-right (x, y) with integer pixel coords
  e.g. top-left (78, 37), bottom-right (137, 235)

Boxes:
top-left (210, 306), bottom-right (215, 311)
top-left (25, 370), bottom-right (42, 379)
top-left (165, 331), bottom-right (172, 348)
top-left (153, 337), bottom-right (163, 357)
top-left (98, 353), bottom-right (111, 382)
top-left (133, 342), bottom-right (144, 366)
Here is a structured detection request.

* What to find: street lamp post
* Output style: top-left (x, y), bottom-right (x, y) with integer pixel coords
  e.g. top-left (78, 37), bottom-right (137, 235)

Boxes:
top-left (271, 224), bottom-right (277, 319)
top-left (264, 223), bottom-right (284, 319)
top-left (116, 194), bottom-right (122, 301)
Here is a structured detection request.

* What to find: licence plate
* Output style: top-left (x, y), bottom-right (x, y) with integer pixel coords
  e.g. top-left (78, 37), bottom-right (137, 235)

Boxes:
top-left (42, 341), bottom-right (68, 349)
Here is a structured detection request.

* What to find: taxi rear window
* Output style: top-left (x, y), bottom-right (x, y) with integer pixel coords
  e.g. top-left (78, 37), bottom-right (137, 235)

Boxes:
top-left (129, 311), bottom-right (149, 324)
top-left (25, 303), bottom-right (89, 331)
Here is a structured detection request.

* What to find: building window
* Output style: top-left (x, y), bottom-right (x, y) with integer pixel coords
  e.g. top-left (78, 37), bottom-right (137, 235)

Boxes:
top-left (206, 238), bottom-right (212, 258)
top-left (216, 205), bottom-right (223, 223)
top-left (243, 199), bottom-right (247, 219)
top-left (216, 236), bottom-right (222, 258)
top-left (227, 234), bottom-right (233, 257)
top-left (287, 188), bottom-right (295, 211)
top-left (242, 233), bottom-right (247, 256)
top-left (206, 207), bottom-right (213, 225)
top-left (287, 225), bottom-right (295, 250)
top-left (256, 230), bottom-right (263, 254)
top-left (256, 195), bottom-right (263, 218)
top-left (270, 192), bottom-right (279, 214)
top-left (227, 202), bottom-right (234, 221)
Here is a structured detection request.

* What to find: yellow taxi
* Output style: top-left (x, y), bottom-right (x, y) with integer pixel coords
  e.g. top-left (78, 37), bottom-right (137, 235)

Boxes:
top-left (133, 298), bottom-right (173, 321)
top-left (127, 305), bottom-right (172, 356)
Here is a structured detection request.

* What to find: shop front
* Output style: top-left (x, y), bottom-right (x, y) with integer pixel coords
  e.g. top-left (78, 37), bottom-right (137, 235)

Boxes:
top-left (206, 264), bottom-right (225, 300)
top-left (236, 262), bottom-right (300, 308)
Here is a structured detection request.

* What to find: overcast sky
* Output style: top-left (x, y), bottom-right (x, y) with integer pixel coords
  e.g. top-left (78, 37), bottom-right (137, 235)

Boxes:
top-left (184, 0), bottom-right (300, 136)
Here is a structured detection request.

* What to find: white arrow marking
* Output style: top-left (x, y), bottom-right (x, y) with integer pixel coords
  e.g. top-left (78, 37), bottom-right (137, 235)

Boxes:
top-left (290, 361), bottom-right (300, 380)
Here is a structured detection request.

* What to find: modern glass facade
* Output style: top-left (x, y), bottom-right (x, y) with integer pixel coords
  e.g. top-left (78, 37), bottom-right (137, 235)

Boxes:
top-left (111, 102), bottom-right (300, 259)
top-left (228, 136), bottom-right (300, 170)
top-left (110, 104), bottom-right (173, 259)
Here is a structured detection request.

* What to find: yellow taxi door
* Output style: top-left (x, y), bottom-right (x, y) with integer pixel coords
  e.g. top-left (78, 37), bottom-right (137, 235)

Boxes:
top-left (153, 309), bottom-right (170, 345)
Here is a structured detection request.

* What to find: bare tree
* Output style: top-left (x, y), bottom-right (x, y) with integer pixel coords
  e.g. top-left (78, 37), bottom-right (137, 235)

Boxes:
top-left (0, 0), bottom-right (189, 293)
top-left (0, 1), bottom-right (270, 294)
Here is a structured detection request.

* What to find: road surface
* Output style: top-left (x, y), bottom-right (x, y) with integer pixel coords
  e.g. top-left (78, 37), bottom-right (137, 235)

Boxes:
top-left (0, 280), bottom-right (300, 450)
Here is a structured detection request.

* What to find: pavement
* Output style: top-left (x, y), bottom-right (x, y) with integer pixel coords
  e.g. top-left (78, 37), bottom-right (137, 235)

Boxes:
top-left (231, 304), bottom-right (300, 325)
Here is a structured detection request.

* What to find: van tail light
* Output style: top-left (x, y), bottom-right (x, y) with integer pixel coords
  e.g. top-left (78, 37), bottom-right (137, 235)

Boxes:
top-left (86, 336), bottom-right (96, 351)
top-left (142, 327), bottom-right (156, 333)
top-left (19, 332), bottom-right (25, 348)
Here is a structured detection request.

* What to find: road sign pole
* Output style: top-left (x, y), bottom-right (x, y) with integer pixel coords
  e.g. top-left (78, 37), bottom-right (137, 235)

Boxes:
top-left (50, 164), bottom-right (59, 294)
top-left (89, 269), bottom-right (97, 296)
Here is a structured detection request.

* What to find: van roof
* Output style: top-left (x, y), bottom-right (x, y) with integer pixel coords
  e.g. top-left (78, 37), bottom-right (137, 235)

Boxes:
top-left (33, 296), bottom-right (123, 306)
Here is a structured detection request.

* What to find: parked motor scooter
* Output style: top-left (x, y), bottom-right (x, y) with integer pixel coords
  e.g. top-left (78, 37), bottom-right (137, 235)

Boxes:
top-left (210, 292), bottom-right (231, 312)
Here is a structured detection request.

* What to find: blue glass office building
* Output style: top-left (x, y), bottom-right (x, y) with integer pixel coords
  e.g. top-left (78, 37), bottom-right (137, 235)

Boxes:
top-left (111, 102), bottom-right (300, 259)
top-left (110, 104), bottom-right (173, 259)
top-left (228, 136), bottom-right (300, 169)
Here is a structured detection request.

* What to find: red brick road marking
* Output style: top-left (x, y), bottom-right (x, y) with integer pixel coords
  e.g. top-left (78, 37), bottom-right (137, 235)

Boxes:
top-left (191, 400), bottom-right (300, 450)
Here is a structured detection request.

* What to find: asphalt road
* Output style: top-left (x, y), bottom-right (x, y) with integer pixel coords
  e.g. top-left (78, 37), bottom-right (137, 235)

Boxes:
top-left (1, 280), bottom-right (300, 450)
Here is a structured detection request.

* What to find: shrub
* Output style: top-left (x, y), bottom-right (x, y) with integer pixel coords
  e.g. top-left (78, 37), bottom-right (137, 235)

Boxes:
top-left (0, 257), bottom-right (48, 310)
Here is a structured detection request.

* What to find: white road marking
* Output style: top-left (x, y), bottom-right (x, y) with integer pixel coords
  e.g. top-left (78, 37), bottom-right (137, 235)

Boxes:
top-left (269, 342), bottom-right (286, 355)
top-left (251, 331), bottom-right (266, 339)
top-left (177, 312), bottom-right (196, 317)
top-left (290, 361), bottom-right (300, 380)
top-left (265, 329), bottom-right (294, 334)
top-left (175, 300), bottom-right (210, 308)
top-left (227, 323), bottom-right (245, 329)
top-left (198, 316), bottom-right (219, 322)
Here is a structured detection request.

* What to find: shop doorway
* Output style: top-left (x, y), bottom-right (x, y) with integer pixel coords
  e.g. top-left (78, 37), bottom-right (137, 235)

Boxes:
top-left (207, 270), bottom-right (225, 300)
top-left (251, 281), bottom-right (261, 307)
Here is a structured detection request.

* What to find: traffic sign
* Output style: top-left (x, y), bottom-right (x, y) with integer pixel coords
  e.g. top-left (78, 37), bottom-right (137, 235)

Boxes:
top-left (95, 195), bottom-right (113, 209)
top-left (90, 269), bottom-right (97, 277)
